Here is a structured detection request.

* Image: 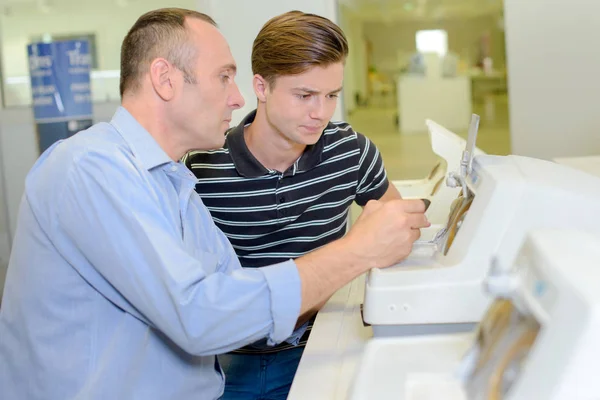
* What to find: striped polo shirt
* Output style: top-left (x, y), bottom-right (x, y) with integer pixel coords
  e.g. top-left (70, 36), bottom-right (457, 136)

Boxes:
top-left (185, 110), bottom-right (390, 270)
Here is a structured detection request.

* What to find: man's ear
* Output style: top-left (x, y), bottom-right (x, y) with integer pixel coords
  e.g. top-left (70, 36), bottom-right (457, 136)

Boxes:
top-left (149, 58), bottom-right (176, 101)
top-left (253, 74), bottom-right (270, 103)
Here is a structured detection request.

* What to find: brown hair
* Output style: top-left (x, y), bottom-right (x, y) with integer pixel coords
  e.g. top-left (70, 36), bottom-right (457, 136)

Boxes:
top-left (251, 10), bottom-right (348, 86)
top-left (119, 8), bottom-right (216, 97)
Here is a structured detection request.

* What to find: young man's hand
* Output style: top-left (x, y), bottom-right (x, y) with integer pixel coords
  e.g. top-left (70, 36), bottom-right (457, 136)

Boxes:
top-left (344, 198), bottom-right (431, 270)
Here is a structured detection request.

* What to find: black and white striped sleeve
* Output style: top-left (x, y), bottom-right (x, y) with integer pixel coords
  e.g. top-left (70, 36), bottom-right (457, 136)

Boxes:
top-left (354, 132), bottom-right (389, 206)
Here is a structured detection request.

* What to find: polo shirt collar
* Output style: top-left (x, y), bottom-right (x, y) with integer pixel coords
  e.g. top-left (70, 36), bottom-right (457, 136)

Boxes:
top-left (226, 110), bottom-right (325, 178)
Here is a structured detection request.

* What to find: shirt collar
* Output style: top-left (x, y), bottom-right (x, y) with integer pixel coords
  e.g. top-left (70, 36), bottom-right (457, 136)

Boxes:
top-left (226, 109), bottom-right (325, 178)
top-left (110, 106), bottom-right (173, 171)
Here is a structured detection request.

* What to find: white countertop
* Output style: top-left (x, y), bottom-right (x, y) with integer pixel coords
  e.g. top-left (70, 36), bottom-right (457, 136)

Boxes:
top-left (287, 274), bottom-right (371, 400)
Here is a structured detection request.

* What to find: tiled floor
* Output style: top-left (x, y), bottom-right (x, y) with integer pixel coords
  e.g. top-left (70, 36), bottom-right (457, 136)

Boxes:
top-left (346, 94), bottom-right (511, 180)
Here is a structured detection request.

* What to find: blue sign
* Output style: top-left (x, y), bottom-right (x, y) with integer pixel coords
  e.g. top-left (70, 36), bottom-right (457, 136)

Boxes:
top-left (27, 40), bottom-right (93, 122)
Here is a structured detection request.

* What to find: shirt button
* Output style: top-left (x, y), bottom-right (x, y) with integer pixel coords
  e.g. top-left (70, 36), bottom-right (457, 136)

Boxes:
top-left (170, 165), bottom-right (178, 172)
top-left (279, 196), bottom-right (285, 204)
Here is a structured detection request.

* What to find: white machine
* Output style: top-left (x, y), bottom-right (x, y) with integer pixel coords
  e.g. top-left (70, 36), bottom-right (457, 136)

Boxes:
top-left (554, 155), bottom-right (600, 179)
top-left (363, 120), bottom-right (600, 336)
top-left (392, 117), bottom-right (484, 227)
top-left (351, 229), bottom-right (600, 400)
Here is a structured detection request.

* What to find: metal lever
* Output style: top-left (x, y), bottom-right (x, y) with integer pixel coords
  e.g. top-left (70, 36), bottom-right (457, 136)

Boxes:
top-left (447, 114), bottom-right (481, 197)
top-left (461, 113), bottom-right (480, 178)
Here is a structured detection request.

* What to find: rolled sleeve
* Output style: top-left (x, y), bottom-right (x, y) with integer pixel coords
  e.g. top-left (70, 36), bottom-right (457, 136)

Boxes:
top-left (259, 259), bottom-right (302, 346)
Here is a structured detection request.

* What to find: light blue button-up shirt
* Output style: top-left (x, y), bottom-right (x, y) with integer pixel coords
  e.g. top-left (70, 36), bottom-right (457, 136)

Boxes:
top-left (0, 107), bottom-right (301, 400)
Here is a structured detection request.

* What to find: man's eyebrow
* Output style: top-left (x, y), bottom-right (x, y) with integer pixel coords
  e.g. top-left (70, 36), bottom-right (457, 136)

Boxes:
top-left (292, 86), bottom-right (343, 95)
top-left (221, 63), bottom-right (237, 73)
top-left (293, 87), bottom-right (320, 94)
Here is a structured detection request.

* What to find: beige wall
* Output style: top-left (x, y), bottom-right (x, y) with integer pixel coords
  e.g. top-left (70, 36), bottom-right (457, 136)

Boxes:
top-left (0, 0), bottom-right (197, 77)
top-left (505, 0), bottom-right (600, 158)
top-left (339, 5), bottom-right (368, 113)
top-left (363, 14), bottom-right (506, 74)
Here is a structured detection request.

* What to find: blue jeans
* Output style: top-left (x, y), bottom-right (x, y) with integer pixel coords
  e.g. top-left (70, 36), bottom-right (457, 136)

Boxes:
top-left (218, 346), bottom-right (304, 400)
